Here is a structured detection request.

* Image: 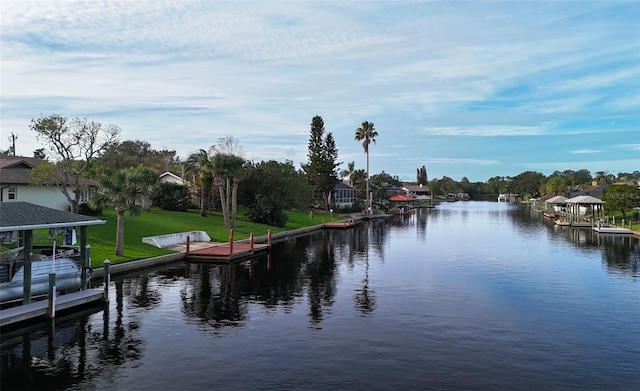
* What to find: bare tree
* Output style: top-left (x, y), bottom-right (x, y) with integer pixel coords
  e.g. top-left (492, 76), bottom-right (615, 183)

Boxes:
top-left (30, 114), bottom-right (120, 213)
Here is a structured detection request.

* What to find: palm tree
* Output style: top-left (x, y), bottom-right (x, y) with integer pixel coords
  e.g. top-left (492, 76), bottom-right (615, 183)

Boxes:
top-left (91, 168), bottom-right (142, 257)
top-left (212, 153), bottom-right (245, 229)
top-left (594, 171), bottom-right (614, 185)
top-left (355, 121), bottom-right (378, 214)
top-left (340, 161), bottom-right (356, 187)
top-left (132, 164), bottom-right (159, 211)
top-left (183, 149), bottom-right (214, 217)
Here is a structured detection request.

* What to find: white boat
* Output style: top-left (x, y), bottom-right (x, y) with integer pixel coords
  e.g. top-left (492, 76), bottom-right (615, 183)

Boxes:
top-left (0, 258), bottom-right (83, 303)
top-left (498, 194), bottom-right (507, 202)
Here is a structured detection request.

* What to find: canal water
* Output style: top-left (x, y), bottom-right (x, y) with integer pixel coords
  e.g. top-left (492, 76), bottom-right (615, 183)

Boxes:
top-left (2, 202), bottom-right (639, 390)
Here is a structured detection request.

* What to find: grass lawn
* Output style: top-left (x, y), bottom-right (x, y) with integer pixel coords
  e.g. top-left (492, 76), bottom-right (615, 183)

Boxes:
top-left (83, 207), bottom-right (341, 267)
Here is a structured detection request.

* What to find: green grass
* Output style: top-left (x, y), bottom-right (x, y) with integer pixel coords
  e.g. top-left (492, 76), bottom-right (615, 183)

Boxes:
top-left (82, 207), bottom-right (341, 267)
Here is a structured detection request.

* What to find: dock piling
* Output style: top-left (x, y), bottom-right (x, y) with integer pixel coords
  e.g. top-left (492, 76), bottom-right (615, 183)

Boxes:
top-left (47, 272), bottom-right (57, 318)
top-left (103, 259), bottom-right (110, 302)
top-left (186, 235), bottom-right (190, 253)
top-left (229, 229), bottom-right (234, 254)
top-left (268, 230), bottom-right (272, 246)
top-left (250, 233), bottom-right (254, 250)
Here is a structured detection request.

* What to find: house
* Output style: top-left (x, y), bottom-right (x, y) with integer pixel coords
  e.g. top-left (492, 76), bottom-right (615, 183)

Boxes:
top-left (402, 184), bottom-right (432, 201)
top-left (568, 183), bottom-right (608, 199)
top-left (159, 171), bottom-right (186, 185)
top-left (331, 182), bottom-right (357, 208)
top-left (0, 156), bottom-right (96, 211)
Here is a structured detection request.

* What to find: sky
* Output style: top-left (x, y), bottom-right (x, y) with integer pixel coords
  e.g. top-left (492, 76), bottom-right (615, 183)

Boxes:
top-left (1, 0), bottom-right (639, 183)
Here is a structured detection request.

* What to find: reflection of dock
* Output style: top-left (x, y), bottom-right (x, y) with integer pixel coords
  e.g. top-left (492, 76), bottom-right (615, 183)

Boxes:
top-left (0, 289), bottom-right (104, 328)
top-left (324, 219), bottom-right (358, 229)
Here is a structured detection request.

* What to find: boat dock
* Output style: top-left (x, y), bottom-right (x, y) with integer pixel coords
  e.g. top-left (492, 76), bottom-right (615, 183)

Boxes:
top-left (0, 289), bottom-right (104, 328)
top-left (324, 219), bottom-right (358, 229)
top-left (186, 242), bottom-right (270, 262)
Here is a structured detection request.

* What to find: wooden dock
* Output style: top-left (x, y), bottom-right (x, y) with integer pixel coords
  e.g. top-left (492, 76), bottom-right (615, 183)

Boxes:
top-left (186, 242), bottom-right (270, 262)
top-left (324, 219), bottom-right (358, 229)
top-left (0, 289), bottom-right (104, 328)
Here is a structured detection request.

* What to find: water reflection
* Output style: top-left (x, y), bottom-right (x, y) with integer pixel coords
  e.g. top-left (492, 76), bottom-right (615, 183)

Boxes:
top-left (529, 207), bottom-right (639, 277)
top-left (1, 279), bottom-right (146, 391)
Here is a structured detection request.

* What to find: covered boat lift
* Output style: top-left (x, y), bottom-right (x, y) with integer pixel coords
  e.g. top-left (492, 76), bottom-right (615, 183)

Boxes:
top-left (565, 195), bottom-right (604, 227)
top-left (0, 202), bottom-right (105, 305)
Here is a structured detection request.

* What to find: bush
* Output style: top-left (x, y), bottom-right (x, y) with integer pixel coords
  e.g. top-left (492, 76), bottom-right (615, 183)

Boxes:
top-left (247, 196), bottom-right (288, 227)
top-left (151, 183), bottom-right (191, 211)
top-left (78, 202), bottom-right (102, 216)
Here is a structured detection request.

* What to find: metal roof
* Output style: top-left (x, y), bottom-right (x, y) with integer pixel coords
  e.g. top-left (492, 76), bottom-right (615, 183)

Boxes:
top-left (0, 202), bottom-right (106, 232)
top-left (565, 195), bottom-right (604, 204)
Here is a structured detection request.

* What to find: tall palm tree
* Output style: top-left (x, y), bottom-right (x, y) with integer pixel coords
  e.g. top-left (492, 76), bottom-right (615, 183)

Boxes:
top-left (355, 121), bottom-right (378, 214)
top-left (212, 153), bottom-right (245, 229)
top-left (91, 168), bottom-right (142, 257)
top-left (183, 149), bottom-right (214, 217)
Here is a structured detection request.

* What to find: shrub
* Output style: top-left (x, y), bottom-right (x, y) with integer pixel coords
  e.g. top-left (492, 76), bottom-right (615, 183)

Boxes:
top-left (151, 182), bottom-right (191, 211)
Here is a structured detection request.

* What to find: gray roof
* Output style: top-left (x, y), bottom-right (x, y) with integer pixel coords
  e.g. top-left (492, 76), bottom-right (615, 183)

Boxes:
top-left (0, 202), bottom-right (106, 232)
top-left (546, 196), bottom-right (568, 203)
top-left (565, 195), bottom-right (604, 204)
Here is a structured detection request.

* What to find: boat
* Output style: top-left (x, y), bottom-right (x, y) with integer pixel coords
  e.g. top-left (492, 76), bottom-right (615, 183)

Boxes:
top-left (0, 258), bottom-right (83, 303)
top-left (498, 194), bottom-right (507, 202)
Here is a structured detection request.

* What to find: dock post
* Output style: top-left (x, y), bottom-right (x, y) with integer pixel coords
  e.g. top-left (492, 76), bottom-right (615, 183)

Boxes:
top-left (82, 244), bottom-right (91, 290)
top-left (186, 235), bottom-right (190, 253)
top-left (268, 230), bottom-right (272, 246)
top-left (103, 259), bottom-right (110, 302)
top-left (229, 229), bottom-right (234, 254)
top-left (250, 233), bottom-right (254, 250)
top-left (47, 272), bottom-right (57, 318)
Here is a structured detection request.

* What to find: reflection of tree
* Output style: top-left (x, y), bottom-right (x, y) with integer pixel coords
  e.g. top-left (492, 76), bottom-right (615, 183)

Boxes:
top-left (180, 264), bottom-right (248, 331)
top-left (126, 275), bottom-right (162, 309)
top-left (354, 255), bottom-right (376, 314)
top-left (304, 238), bottom-right (337, 328)
top-left (600, 236), bottom-right (639, 276)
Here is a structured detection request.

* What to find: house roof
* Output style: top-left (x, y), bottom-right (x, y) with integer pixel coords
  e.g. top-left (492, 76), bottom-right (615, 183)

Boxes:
top-left (0, 156), bottom-right (43, 185)
top-left (389, 194), bottom-right (417, 202)
top-left (0, 156), bottom-right (98, 187)
top-left (546, 196), bottom-right (568, 203)
top-left (565, 195), bottom-right (604, 204)
top-left (0, 202), bottom-right (106, 232)
top-left (335, 182), bottom-right (355, 190)
top-left (403, 184), bottom-right (431, 193)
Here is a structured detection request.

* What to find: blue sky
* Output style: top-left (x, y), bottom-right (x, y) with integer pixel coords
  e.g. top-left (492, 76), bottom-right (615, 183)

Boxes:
top-left (1, 0), bottom-right (638, 182)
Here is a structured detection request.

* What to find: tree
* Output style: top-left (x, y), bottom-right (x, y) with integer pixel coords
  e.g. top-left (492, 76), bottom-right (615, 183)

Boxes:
top-left (341, 161), bottom-right (356, 186)
top-left (512, 171), bottom-right (545, 197)
top-left (91, 168), bottom-right (142, 257)
top-left (30, 114), bottom-right (120, 213)
top-left (151, 182), bottom-right (191, 211)
top-left (240, 160), bottom-right (311, 227)
top-left (417, 166), bottom-right (428, 186)
top-left (131, 164), bottom-right (159, 211)
top-left (355, 121), bottom-right (378, 214)
top-left (301, 116), bottom-right (340, 210)
top-left (594, 171), bottom-right (614, 185)
top-left (33, 148), bottom-right (46, 159)
top-left (212, 153), bottom-right (246, 229)
top-left (183, 149), bottom-right (214, 217)
top-left (603, 185), bottom-right (639, 221)
top-left (545, 177), bottom-right (566, 196)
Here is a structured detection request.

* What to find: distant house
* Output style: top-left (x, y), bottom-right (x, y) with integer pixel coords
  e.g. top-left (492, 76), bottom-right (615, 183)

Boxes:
top-left (568, 183), bottom-right (608, 199)
top-left (402, 184), bottom-right (432, 201)
top-left (331, 182), bottom-right (357, 208)
top-left (159, 171), bottom-right (186, 185)
top-left (0, 156), bottom-right (97, 211)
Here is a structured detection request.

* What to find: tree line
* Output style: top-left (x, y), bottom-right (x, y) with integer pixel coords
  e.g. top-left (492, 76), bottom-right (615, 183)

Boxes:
top-left (16, 113), bottom-right (640, 255)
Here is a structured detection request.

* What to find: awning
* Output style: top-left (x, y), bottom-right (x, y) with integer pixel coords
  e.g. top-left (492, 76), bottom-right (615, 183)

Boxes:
top-left (389, 194), bottom-right (417, 202)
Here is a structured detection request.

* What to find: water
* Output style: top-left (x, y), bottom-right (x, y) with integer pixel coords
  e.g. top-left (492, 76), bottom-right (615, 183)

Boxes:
top-left (2, 202), bottom-right (639, 390)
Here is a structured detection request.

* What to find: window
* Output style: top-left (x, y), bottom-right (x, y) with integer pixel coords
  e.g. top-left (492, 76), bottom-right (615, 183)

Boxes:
top-left (7, 186), bottom-right (16, 200)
